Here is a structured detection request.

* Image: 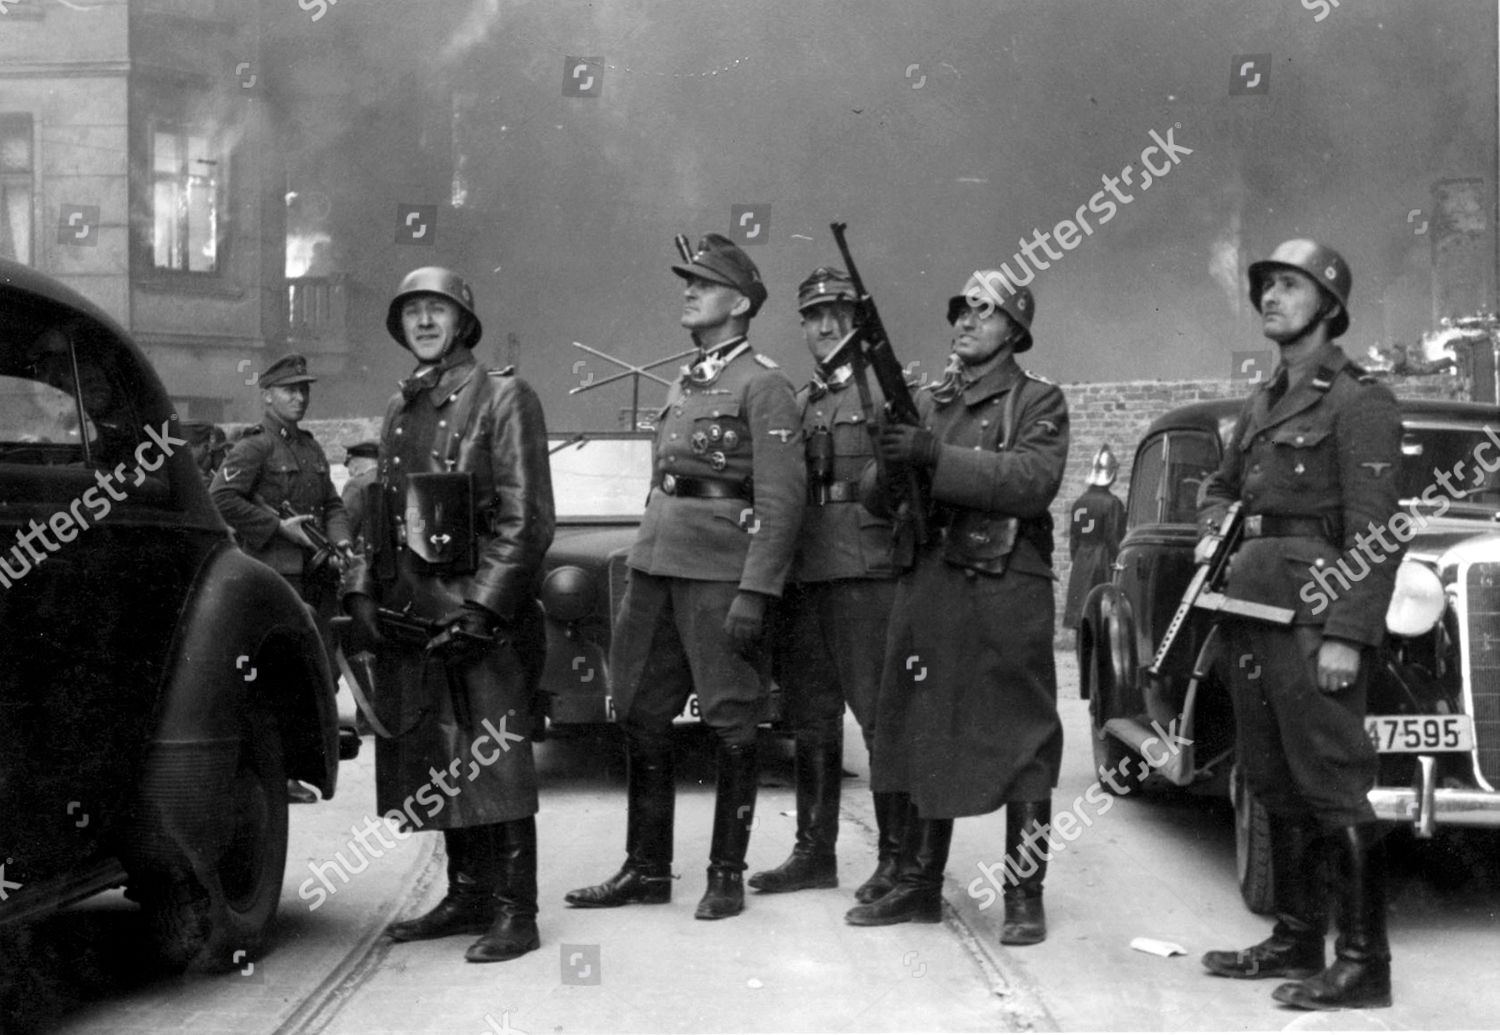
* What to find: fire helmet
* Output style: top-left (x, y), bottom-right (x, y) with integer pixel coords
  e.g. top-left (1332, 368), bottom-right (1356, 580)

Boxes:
top-left (946, 270), bottom-right (1035, 353)
top-left (1247, 239), bottom-right (1351, 339)
top-left (385, 266), bottom-right (483, 350)
top-left (1087, 443), bottom-right (1119, 487)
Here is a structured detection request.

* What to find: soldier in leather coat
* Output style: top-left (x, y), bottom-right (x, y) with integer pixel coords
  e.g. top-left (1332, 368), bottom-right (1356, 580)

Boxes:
top-left (748, 266), bottom-right (903, 903)
top-left (343, 267), bottom-right (555, 964)
top-left (846, 270), bottom-right (1069, 948)
top-left (566, 234), bottom-right (805, 921)
top-left (1198, 240), bottom-right (1403, 1012)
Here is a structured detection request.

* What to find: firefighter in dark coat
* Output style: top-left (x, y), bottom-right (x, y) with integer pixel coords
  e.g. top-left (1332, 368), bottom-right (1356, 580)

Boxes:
top-left (1062, 444), bottom-right (1127, 629)
top-left (1199, 240), bottom-right (1402, 1011)
top-left (566, 234), bottom-right (805, 921)
top-left (845, 270), bottom-right (1069, 946)
top-left (211, 354), bottom-right (350, 804)
top-left (749, 267), bottom-right (901, 900)
top-left (342, 267), bottom-right (555, 964)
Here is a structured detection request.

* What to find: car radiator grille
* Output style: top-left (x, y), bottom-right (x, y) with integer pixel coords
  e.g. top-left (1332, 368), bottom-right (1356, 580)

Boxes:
top-left (1463, 562), bottom-right (1500, 788)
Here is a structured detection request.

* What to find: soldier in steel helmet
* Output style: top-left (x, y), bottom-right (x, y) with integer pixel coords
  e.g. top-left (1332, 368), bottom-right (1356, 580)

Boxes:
top-left (747, 266), bottom-right (902, 902)
top-left (341, 267), bottom-right (555, 963)
top-left (212, 354), bottom-right (350, 804)
top-left (1062, 444), bottom-right (1126, 630)
top-left (566, 233), bottom-right (805, 921)
top-left (1198, 240), bottom-right (1403, 1011)
top-left (846, 270), bottom-right (1069, 946)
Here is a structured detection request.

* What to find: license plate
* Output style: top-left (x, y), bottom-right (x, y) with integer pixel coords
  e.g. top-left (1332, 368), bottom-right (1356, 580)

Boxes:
top-left (1364, 715), bottom-right (1474, 753)
top-left (604, 693), bottom-right (702, 724)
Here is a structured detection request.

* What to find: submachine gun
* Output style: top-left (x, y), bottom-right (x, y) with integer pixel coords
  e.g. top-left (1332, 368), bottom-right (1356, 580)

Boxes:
top-left (276, 500), bottom-right (355, 579)
top-left (823, 221), bottom-right (928, 543)
top-left (1149, 501), bottom-right (1296, 679)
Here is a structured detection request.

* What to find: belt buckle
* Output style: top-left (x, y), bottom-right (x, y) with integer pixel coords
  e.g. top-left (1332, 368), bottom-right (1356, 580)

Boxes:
top-left (661, 474), bottom-right (678, 495)
top-left (1244, 514), bottom-right (1262, 537)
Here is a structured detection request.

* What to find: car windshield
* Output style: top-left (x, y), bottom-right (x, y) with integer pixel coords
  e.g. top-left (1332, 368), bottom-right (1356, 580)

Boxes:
top-left (548, 433), bottom-right (653, 519)
top-left (1399, 421), bottom-right (1500, 514)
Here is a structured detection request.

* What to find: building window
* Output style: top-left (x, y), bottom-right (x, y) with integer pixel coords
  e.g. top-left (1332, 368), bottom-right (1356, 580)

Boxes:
top-left (0, 115), bottom-right (34, 266)
top-left (151, 125), bottom-right (221, 273)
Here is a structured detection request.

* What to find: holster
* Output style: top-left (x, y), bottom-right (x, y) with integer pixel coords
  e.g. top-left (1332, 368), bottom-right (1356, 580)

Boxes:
top-left (940, 511), bottom-right (1019, 576)
top-left (401, 471), bottom-right (478, 574)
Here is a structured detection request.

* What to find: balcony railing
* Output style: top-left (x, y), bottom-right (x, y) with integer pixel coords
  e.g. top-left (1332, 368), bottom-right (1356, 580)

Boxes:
top-left (286, 274), bottom-right (348, 346)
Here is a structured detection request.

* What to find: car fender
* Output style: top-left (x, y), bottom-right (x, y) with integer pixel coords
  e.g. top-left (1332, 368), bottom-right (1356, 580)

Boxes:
top-left (1078, 583), bottom-right (1140, 709)
top-left (125, 544), bottom-right (336, 871)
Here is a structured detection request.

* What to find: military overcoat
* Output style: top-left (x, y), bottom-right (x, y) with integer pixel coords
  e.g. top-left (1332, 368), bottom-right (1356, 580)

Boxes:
top-left (347, 348), bottom-right (555, 829)
top-left (871, 355), bottom-right (1070, 818)
top-left (1062, 484), bottom-right (1126, 628)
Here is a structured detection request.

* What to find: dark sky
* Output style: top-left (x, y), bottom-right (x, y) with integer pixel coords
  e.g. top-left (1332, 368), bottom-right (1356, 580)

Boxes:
top-left (283, 0), bottom-right (1497, 425)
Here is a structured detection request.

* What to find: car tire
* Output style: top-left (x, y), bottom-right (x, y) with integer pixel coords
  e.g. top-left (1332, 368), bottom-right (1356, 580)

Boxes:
top-left (1084, 640), bottom-right (1144, 795)
top-left (140, 709), bottom-right (290, 972)
top-left (1231, 763), bottom-right (1274, 915)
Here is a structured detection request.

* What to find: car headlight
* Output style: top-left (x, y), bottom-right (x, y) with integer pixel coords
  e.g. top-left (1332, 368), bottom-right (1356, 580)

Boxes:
top-left (1385, 561), bottom-right (1445, 637)
top-left (541, 565), bottom-right (597, 623)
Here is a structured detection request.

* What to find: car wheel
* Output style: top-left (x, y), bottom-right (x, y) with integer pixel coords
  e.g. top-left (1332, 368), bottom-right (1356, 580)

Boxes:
top-left (1084, 642), bottom-right (1144, 795)
top-left (1232, 763), bottom-right (1274, 915)
top-left (140, 709), bottom-right (290, 972)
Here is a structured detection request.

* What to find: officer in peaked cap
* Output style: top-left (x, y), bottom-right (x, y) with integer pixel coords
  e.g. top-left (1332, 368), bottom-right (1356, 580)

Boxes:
top-left (567, 232), bottom-right (804, 921)
top-left (748, 266), bottom-right (903, 903)
top-left (847, 268), bottom-right (1069, 948)
top-left (211, 352), bottom-right (350, 803)
top-left (1199, 240), bottom-right (1402, 1011)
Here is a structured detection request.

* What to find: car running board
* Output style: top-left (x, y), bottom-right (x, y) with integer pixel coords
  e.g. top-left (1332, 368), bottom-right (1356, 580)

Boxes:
top-left (1103, 716), bottom-right (1196, 786)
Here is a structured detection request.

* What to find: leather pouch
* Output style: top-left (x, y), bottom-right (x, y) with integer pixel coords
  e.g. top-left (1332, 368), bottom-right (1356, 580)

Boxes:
top-left (402, 471), bottom-right (477, 573)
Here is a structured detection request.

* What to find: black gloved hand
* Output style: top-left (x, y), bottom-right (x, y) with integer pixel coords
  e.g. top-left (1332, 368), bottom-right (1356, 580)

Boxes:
top-left (724, 591), bottom-right (767, 657)
top-left (428, 603), bottom-right (500, 660)
top-left (877, 424), bottom-right (939, 470)
top-left (343, 593), bottom-right (383, 654)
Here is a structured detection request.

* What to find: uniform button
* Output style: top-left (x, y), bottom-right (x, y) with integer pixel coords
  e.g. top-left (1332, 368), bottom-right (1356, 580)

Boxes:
top-left (392, 457), bottom-right (402, 465)
top-left (1294, 462), bottom-right (1306, 475)
top-left (395, 427), bottom-right (404, 435)
top-left (438, 420), bottom-right (447, 428)
top-left (1296, 435), bottom-right (1305, 445)
top-left (1251, 463), bottom-right (1261, 474)
top-left (980, 419), bottom-right (990, 428)
top-left (669, 433), bottom-right (679, 440)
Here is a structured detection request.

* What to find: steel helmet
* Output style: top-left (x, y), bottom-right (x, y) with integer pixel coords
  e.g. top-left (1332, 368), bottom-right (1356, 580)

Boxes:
top-left (386, 266), bottom-right (483, 349)
top-left (1087, 443), bottom-right (1119, 487)
top-left (1247, 239), bottom-right (1351, 339)
top-left (946, 270), bottom-right (1035, 352)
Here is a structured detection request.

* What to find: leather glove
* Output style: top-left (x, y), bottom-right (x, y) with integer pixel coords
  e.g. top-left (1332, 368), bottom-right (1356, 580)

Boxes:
top-left (724, 591), bottom-right (768, 657)
top-left (343, 593), bottom-right (383, 654)
top-left (428, 603), bottom-right (500, 660)
top-left (877, 424), bottom-right (939, 470)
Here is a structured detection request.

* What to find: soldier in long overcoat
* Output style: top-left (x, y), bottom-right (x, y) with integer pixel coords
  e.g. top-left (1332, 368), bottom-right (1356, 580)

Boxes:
top-left (846, 270), bottom-right (1069, 947)
top-left (749, 266), bottom-right (902, 902)
top-left (1198, 240), bottom-right (1402, 1011)
top-left (1062, 444), bottom-right (1127, 629)
top-left (343, 267), bottom-right (555, 964)
top-left (566, 234), bottom-right (805, 921)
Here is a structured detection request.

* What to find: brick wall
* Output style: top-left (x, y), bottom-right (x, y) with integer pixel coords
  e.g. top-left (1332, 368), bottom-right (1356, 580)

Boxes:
top-left (292, 373), bottom-right (1470, 647)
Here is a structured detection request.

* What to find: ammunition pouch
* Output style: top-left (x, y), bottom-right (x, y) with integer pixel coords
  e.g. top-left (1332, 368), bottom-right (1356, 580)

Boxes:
top-left (940, 512), bottom-right (1020, 576)
top-left (400, 471), bottom-right (478, 574)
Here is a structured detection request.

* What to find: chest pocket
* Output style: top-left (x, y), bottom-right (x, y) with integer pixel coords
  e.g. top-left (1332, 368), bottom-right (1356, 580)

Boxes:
top-left (830, 412), bottom-right (870, 455)
top-left (1267, 424), bottom-right (1334, 485)
top-left (687, 398), bottom-right (749, 472)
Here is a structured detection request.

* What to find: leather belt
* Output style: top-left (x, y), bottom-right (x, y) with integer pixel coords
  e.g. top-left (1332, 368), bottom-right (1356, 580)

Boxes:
top-left (809, 479), bottom-right (861, 505)
top-left (656, 473), bottom-right (753, 501)
top-left (1242, 514), bottom-right (1333, 540)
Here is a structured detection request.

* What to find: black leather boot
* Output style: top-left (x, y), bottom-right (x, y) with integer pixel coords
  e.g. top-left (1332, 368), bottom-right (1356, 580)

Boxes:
top-left (467, 817), bottom-right (541, 963)
top-left (565, 742), bottom-right (675, 907)
top-left (1273, 824), bottom-right (1391, 1010)
top-left (1204, 815), bottom-right (1328, 979)
top-left (845, 801), bottom-right (952, 926)
top-left (1000, 800), bottom-right (1050, 945)
top-left (749, 736), bottom-right (840, 893)
top-left (388, 828), bottom-right (496, 941)
top-left (696, 741), bottom-right (759, 920)
top-left (853, 791), bottom-right (909, 904)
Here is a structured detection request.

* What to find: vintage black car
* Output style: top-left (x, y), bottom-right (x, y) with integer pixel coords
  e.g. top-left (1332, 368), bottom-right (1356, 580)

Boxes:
top-left (0, 260), bottom-right (341, 973)
top-left (1078, 396), bottom-right (1500, 912)
top-left (535, 430), bottom-right (782, 732)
